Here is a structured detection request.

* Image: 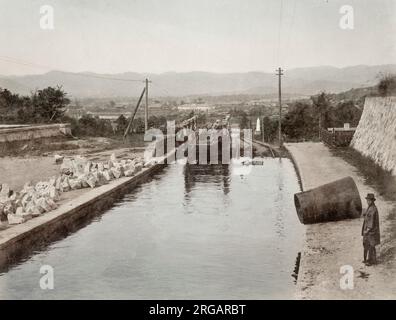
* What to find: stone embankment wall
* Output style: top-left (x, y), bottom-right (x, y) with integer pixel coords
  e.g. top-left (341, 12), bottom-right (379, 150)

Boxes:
top-left (351, 97), bottom-right (396, 175)
top-left (0, 124), bottom-right (71, 143)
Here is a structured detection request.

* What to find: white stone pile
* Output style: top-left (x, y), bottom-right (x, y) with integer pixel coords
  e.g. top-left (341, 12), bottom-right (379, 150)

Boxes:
top-left (59, 154), bottom-right (145, 190)
top-left (0, 181), bottom-right (59, 225)
top-left (1, 153), bottom-right (148, 225)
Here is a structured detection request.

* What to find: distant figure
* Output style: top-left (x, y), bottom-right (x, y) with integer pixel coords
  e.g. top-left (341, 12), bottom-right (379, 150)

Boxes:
top-left (362, 193), bottom-right (380, 266)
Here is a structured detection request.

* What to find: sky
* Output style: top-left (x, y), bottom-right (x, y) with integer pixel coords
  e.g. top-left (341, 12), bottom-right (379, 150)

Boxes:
top-left (0, 0), bottom-right (395, 75)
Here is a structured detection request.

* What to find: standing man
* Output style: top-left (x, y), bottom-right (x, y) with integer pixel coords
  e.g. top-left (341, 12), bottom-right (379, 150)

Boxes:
top-left (362, 193), bottom-right (380, 266)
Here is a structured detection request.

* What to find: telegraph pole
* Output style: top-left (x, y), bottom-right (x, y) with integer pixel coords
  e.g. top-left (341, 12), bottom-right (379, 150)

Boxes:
top-left (144, 78), bottom-right (149, 132)
top-left (276, 67), bottom-right (284, 147)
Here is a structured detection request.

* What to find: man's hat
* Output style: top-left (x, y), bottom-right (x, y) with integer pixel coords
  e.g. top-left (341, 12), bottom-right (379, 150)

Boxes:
top-left (365, 193), bottom-right (376, 201)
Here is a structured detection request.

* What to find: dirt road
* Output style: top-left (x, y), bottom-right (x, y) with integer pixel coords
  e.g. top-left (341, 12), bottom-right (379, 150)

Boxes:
top-left (285, 142), bottom-right (396, 299)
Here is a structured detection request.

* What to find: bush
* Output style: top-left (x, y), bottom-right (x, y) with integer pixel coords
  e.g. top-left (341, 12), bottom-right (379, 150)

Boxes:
top-left (377, 74), bottom-right (396, 96)
top-left (283, 102), bottom-right (316, 140)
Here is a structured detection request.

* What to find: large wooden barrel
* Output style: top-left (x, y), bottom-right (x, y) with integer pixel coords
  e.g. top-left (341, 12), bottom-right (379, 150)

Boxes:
top-left (294, 177), bottom-right (362, 224)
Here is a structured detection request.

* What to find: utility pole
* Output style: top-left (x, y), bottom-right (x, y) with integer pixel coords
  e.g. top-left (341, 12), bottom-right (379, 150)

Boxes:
top-left (276, 67), bottom-right (284, 147)
top-left (124, 87), bottom-right (146, 139)
top-left (144, 78), bottom-right (149, 132)
top-left (319, 113), bottom-right (322, 140)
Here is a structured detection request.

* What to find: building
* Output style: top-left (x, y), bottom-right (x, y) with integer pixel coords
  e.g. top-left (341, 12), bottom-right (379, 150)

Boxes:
top-left (177, 103), bottom-right (212, 112)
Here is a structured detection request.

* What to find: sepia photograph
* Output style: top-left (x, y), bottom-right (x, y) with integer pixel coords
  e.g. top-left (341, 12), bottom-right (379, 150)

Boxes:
top-left (0, 0), bottom-right (395, 308)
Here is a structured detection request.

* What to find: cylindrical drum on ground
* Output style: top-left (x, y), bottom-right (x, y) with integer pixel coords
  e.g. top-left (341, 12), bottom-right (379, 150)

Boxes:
top-left (294, 176), bottom-right (362, 224)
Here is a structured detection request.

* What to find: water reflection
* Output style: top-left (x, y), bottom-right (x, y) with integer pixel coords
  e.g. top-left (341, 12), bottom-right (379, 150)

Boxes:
top-left (184, 164), bottom-right (231, 197)
top-left (275, 158), bottom-right (286, 239)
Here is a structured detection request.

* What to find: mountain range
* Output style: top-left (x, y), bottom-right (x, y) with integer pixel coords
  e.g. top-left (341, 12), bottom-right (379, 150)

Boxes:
top-left (0, 64), bottom-right (395, 98)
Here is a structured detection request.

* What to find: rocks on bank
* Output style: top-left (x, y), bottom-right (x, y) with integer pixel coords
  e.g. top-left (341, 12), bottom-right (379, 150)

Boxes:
top-left (0, 153), bottom-right (152, 226)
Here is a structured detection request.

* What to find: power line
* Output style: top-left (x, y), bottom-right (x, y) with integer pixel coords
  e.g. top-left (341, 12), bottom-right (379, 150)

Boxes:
top-left (0, 55), bottom-right (50, 70)
top-left (276, 67), bottom-right (284, 147)
top-left (150, 82), bottom-right (172, 97)
top-left (57, 71), bottom-right (145, 83)
top-left (0, 55), bottom-right (145, 83)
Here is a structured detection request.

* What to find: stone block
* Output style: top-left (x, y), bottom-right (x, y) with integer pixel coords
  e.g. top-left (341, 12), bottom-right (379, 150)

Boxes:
top-left (102, 170), bottom-right (111, 182)
top-left (36, 197), bottom-right (51, 213)
top-left (110, 167), bottom-right (121, 179)
top-left (61, 177), bottom-right (71, 192)
top-left (135, 163), bottom-right (143, 172)
top-left (98, 162), bottom-right (104, 172)
top-left (124, 169), bottom-right (134, 177)
top-left (84, 161), bottom-right (93, 174)
top-left (15, 207), bottom-right (32, 220)
top-left (0, 183), bottom-right (10, 198)
top-left (55, 176), bottom-right (62, 191)
top-left (7, 214), bottom-right (26, 225)
top-left (3, 203), bottom-right (14, 215)
top-left (86, 174), bottom-right (97, 188)
top-left (69, 178), bottom-right (82, 190)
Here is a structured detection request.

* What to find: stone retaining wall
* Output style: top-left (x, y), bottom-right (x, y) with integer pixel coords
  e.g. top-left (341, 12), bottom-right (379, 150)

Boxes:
top-left (351, 96), bottom-right (396, 174)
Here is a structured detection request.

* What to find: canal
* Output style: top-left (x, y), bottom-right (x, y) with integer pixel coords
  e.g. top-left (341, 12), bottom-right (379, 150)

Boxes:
top-left (0, 158), bottom-right (303, 299)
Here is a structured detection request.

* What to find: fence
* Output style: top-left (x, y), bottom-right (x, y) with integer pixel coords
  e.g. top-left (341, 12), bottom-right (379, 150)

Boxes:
top-left (320, 128), bottom-right (355, 147)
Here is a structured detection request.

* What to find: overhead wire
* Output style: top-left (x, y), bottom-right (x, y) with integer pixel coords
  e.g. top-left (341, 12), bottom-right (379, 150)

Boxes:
top-left (0, 55), bottom-right (145, 83)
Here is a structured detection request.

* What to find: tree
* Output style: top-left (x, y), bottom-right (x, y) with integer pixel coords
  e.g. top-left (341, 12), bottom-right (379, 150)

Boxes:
top-left (0, 88), bottom-right (20, 109)
top-left (311, 92), bottom-right (335, 133)
top-left (185, 111), bottom-right (195, 120)
top-left (0, 88), bottom-right (22, 122)
top-left (108, 100), bottom-right (116, 108)
top-left (115, 114), bottom-right (128, 135)
top-left (75, 114), bottom-right (113, 137)
top-left (263, 116), bottom-right (278, 142)
top-left (377, 74), bottom-right (396, 96)
top-left (132, 117), bottom-right (145, 133)
top-left (196, 112), bottom-right (207, 127)
top-left (31, 86), bottom-right (70, 122)
top-left (239, 111), bottom-right (249, 129)
top-left (283, 102), bottom-right (316, 140)
top-left (334, 101), bottom-right (362, 127)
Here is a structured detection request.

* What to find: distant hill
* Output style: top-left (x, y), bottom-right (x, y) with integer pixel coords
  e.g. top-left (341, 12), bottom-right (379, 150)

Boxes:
top-left (1, 64), bottom-right (395, 98)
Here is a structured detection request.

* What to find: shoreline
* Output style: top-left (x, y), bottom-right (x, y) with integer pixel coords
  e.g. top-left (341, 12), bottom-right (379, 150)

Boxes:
top-left (285, 142), bottom-right (396, 299)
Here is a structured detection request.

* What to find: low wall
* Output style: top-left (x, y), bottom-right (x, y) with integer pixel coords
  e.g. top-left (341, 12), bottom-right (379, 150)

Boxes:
top-left (351, 97), bottom-right (396, 174)
top-left (0, 124), bottom-right (71, 143)
top-left (0, 150), bottom-right (175, 270)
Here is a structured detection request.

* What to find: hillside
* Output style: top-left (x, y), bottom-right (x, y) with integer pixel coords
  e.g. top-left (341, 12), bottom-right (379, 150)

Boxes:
top-left (1, 64), bottom-right (395, 98)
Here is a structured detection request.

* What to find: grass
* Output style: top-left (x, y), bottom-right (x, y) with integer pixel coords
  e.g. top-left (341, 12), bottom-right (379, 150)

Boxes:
top-left (330, 147), bottom-right (396, 201)
top-left (330, 146), bottom-right (396, 264)
top-left (0, 134), bottom-right (147, 158)
top-left (0, 136), bottom-right (79, 157)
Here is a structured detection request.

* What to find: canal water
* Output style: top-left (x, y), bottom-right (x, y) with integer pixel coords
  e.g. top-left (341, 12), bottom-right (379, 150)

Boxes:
top-left (0, 158), bottom-right (303, 299)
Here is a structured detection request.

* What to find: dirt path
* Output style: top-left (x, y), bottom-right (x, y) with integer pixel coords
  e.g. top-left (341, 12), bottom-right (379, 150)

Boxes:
top-left (285, 142), bottom-right (396, 299)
